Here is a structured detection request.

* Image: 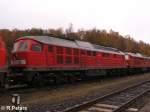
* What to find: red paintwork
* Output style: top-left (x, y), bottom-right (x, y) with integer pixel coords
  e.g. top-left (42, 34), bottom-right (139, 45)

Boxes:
top-left (127, 55), bottom-right (150, 68)
top-left (10, 38), bottom-right (127, 69)
top-left (0, 37), bottom-right (6, 69)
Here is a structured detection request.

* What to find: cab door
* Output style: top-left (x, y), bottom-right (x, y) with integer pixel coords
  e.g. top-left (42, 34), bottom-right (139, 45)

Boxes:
top-left (29, 41), bottom-right (46, 67)
top-left (47, 45), bottom-right (55, 66)
top-left (80, 50), bottom-right (86, 67)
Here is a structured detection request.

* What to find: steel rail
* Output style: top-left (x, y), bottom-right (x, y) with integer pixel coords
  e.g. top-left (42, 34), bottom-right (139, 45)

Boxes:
top-left (113, 88), bottom-right (150, 112)
top-left (62, 79), bottom-right (150, 112)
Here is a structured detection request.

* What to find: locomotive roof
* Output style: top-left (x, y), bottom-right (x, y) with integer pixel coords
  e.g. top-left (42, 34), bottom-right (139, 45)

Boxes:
top-left (93, 44), bottom-right (119, 52)
top-left (126, 52), bottom-right (150, 59)
top-left (25, 36), bottom-right (79, 49)
top-left (18, 36), bottom-right (124, 55)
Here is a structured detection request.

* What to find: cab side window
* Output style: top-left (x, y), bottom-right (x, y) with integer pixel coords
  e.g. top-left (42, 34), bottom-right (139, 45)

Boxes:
top-left (48, 45), bottom-right (53, 52)
top-left (31, 43), bottom-right (42, 52)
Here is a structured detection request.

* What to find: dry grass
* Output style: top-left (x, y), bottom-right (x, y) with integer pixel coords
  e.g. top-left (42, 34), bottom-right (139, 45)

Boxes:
top-left (21, 73), bottom-right (150, 107)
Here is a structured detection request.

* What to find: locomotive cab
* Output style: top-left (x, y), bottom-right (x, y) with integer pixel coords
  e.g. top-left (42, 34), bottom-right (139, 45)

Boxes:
top-left (11, 39), bottom-right (29, 67)
top-left (11, 38), bottom-right (46, 68)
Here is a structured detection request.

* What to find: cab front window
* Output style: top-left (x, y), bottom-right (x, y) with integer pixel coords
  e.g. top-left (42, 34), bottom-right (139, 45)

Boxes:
top-left (19, 41), bottom-right (28, 51)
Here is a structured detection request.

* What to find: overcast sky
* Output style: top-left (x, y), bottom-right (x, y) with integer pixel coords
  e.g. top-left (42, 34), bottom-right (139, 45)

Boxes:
top-left (0, 0), bottom-right (150, 43)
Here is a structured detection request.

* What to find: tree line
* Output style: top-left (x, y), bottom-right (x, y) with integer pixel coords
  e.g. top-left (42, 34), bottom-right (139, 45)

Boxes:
top-left (0, 26), bottom-right (150, 57)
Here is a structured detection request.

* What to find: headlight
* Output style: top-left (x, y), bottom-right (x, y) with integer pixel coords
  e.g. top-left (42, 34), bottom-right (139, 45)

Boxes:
top-left (20, 60), bottom-right (26, 64)
top-left (12, 60), bottom-right (26, 64)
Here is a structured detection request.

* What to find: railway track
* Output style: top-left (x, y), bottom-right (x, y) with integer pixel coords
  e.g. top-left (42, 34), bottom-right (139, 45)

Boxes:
top-left (63, 80), bottom-right (150, 112)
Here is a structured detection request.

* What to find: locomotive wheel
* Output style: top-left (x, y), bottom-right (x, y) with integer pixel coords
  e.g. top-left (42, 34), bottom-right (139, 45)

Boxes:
top-left (53, 76), bottom-right (61, 85)
top-left (31, 73), bottom-right (45, 87)
top-left (67, 75), bottom-right (76, 83)
top-left (3, 75), bottom-right (11, 89)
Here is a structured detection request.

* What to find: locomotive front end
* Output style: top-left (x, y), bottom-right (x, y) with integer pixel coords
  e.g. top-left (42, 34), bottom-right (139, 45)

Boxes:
top-left (11, 39), bottom-right (29, 68)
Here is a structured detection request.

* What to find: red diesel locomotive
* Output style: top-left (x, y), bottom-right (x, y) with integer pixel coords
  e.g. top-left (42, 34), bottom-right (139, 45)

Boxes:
top-left (11, 36), bottom-right (126, 69)
top-left (1, 36), bottom-right (150, 88)
top-left (0, 36), bottom-right (6, 86)
top-left (0, 38), bottom-right (6, 69)
top-left (125, 53), bottom-right (150, 69)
